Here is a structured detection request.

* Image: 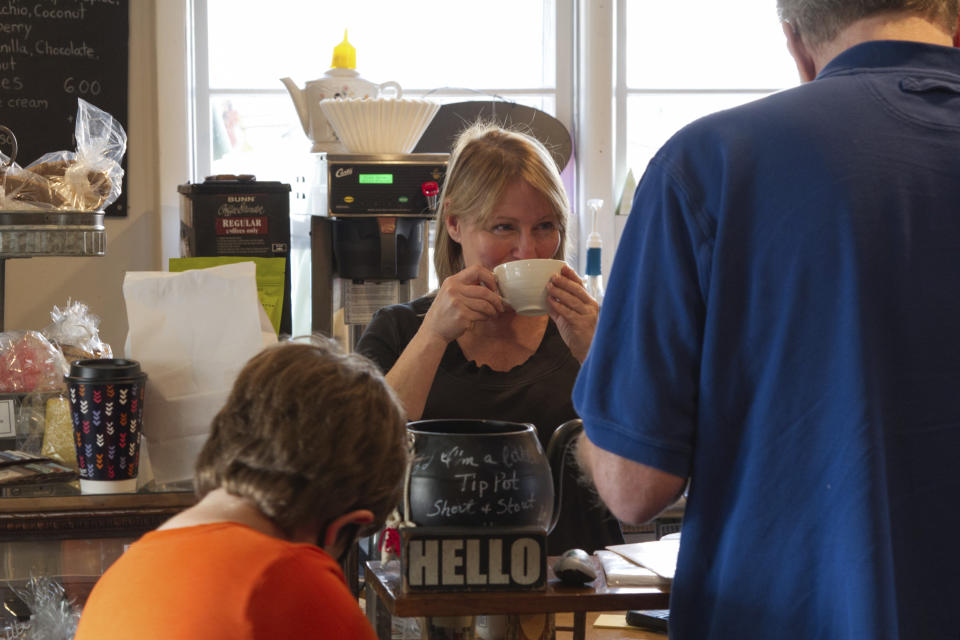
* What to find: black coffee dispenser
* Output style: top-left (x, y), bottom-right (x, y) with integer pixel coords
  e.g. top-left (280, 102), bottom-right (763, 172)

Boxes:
top-left (330, 216), bottom-right (424, 281)
top-left (311, 153), bottom-right (448, 349)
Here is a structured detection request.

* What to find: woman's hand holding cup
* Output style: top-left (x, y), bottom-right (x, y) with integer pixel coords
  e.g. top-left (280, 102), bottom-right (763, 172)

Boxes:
top-left (421, 264), bottom-right (505, 344)
top-left (546, 265), bottom-right (599, 363)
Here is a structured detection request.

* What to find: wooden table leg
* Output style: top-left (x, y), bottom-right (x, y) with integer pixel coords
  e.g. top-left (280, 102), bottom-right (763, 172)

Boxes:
top-left (573, 611), bottom-right (586, 640)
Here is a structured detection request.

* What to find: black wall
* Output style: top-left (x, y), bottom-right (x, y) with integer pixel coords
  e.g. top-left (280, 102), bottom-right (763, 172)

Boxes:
top-left (0, 0), bottom-right (129, 216)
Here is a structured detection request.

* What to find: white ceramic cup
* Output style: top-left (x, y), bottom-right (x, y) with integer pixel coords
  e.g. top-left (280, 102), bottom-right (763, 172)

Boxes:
top-left (493, 259), bottom-right (566, 316)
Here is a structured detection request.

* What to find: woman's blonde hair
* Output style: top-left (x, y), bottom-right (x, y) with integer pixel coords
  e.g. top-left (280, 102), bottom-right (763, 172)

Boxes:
top-left (433, 122), bottom-right (570, 284)
top-left (194, 337), bottom-right (408, 539)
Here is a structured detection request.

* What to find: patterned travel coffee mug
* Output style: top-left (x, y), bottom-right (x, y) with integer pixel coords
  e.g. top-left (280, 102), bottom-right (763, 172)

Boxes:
top-left (65, 359), bottom-right (147, 494)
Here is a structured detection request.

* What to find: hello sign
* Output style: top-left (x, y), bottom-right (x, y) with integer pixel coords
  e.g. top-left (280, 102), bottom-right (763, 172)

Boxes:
top-left (401, 526), bottom-right (547, 593)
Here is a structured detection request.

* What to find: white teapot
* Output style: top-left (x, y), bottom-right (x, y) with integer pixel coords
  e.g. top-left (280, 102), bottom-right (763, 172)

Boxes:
top-left (281, 31), bottom-right (401, 153)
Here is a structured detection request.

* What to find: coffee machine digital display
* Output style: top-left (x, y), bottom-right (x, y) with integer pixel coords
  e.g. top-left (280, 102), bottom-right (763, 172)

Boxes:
top-left (312, 153), bottom-right (449, 351)
top-left (326, 154), bottom-right (446, 216)
top-left (358, 173), bottom-right (393, 184)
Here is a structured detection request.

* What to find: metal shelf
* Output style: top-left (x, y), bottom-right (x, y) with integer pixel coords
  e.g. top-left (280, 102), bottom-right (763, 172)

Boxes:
top-left (0, 210), bottom-right (107, 330)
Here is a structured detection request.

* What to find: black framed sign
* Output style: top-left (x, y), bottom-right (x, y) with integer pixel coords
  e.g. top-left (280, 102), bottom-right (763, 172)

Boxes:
top-left (0, 0), bottom-right (130, 216)
top-left (401, 526), bottom-right (547, 593)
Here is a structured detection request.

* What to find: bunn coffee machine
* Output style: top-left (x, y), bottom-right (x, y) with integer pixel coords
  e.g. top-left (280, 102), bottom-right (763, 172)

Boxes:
top-left (311, 153), bottom-right (448, 350)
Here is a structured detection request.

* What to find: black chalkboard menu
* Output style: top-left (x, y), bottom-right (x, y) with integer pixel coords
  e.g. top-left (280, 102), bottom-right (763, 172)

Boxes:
top-left (0, 0), bottom-right (129, 216)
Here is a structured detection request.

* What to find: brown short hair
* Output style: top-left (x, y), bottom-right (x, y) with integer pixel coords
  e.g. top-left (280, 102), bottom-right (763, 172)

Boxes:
top-left (194, 337), bottom-right (408, 538)
top-left (777, 0), bottom-right (959, 47)
top-left (433, 122), bottom-right (570, 284)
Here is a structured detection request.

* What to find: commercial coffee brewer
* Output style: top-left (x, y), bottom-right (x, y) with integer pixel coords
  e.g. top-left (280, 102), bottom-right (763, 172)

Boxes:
top-left (311, 153), bottom-right (448, 350)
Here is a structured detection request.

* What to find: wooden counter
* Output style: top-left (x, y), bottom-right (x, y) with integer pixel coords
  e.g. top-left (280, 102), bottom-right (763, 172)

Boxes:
top-left (0, 482), bottom-right (196, 626)
top-left (0, 483), bottom-right (195, 541)
top-left (364, 558), bottom-right (670, 640)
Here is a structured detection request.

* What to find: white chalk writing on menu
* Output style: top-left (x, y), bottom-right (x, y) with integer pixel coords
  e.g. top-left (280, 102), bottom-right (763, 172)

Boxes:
top-left (0, 0), bottom-right (129, 215)
top-left (415, 444), bottom-right (545, 523)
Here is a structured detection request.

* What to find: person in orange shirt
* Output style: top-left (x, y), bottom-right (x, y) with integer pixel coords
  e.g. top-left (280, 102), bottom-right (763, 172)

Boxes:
top-left (75, 337), bottom-right (408, 639)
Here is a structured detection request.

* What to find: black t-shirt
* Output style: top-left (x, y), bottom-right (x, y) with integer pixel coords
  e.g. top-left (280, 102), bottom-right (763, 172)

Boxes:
top-left (356, 295), bottom-right (623, 554)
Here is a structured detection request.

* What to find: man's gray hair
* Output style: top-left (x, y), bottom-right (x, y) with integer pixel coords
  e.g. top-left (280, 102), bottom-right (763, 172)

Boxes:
top-left (777, 0), bottom-right (958, 47)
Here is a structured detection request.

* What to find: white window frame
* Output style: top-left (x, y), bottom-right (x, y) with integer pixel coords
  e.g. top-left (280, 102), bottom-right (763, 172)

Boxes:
top-left (612, 0), bottom-right (797, 259)
top-left (156, 0), bottom-right (192, 266)
top-left (576, 0), bottom-right (616, 278)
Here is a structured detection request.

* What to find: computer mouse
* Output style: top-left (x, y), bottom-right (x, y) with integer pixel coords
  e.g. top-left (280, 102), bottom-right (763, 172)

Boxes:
top-left (552, 548), bottom-right (597, 585)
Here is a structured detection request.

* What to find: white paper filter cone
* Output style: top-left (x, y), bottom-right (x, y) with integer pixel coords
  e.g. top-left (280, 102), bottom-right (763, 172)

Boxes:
top-left (387, 100), bottom-right (399, 150)
top-left (363, 101), bottom-right (375, 152)
top-left (321, 98), bottom-right (439, 153)
top-left (377, 101), bottom-right (387, 149)
top-left (394, 101), bottom-right (404, 150)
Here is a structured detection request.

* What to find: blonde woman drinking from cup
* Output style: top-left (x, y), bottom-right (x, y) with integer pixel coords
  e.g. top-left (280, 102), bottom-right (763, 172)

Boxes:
top-left (356, 122), bottom-right (622, 554)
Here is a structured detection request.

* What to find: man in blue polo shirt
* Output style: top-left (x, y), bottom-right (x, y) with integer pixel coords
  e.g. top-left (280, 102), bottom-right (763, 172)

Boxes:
top-left (573, 1), bottom-right (960, 638)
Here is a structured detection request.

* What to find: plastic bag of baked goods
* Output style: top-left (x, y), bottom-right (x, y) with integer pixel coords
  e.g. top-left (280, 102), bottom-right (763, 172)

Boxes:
top-left (39, 392), bottom-right (77, 468)
top-left (0, 156), bottom-right (64, 210)
top-left (15, 392), bottom-right (49, 457)
top-left (7, 390), bottom-right (76, 467)
top-left (0, 331), bottom-right (68, 393)
top-left (1, 98), bottom-right (126, 212)
top-left (25, 98), bottom-right (127, 211)
top-left (35, 300), bottom-right (110, 469)
top-left (41, 299), bottom-right (113, 363)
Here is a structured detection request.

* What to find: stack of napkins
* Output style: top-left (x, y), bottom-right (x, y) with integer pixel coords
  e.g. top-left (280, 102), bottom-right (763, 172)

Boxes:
top-left (597, 534), bottom-right (680, 586)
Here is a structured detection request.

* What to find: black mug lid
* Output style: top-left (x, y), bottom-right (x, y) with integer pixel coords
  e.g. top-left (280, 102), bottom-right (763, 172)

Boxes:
top-left (66, 358), bottom-right (145, 381)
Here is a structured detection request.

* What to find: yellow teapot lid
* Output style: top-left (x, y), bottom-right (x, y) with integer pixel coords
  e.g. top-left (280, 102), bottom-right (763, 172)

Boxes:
top-left (331, 29), bottom-right (356, 69)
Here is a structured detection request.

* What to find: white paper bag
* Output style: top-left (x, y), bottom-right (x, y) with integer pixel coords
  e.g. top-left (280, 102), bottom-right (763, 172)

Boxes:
top-left (122, 262), bottom-right (277, 484)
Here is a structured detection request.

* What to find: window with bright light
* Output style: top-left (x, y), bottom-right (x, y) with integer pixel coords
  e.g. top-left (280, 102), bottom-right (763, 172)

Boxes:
top-left (622, 0), bottom-right (800, 181)
top-left (188, 0), bottom-right (802, 253)
top-left (198, 0), bottom-right (559, 198)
